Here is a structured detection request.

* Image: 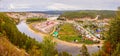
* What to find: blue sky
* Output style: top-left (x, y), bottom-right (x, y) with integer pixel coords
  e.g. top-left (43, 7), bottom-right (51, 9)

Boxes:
top-left (0, 0), bottom-right (120, 11)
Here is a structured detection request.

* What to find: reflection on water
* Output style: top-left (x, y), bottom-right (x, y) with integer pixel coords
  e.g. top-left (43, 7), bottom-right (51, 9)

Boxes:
top-left (17, 21), bottom-right (43, 42)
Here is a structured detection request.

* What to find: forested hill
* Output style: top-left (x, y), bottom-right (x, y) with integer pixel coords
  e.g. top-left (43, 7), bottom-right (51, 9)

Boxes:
top-left (0, 13), bottom-right (41, 56)
top-left (0, 13), bottom-right (72, 56)
top-left (59, 10), bottom-right (116, 19)
top-left (0, 36), bottom-right (28, 56)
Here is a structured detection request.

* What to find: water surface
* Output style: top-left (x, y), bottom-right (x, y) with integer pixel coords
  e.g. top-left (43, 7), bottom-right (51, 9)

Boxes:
top-left (17, 21), bottom-right (43, 42)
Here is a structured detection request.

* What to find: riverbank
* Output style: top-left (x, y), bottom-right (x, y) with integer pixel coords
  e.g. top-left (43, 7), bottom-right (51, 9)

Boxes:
top-left (28, 23), bottom-right (103, 46)
top-left (17, 20), bottom-right (103, 56)
top-left (27, 20), bottom-right (104, 46)
top-left (27, 22), bottom-right (48, 37)
top-left (26, 20), bottom-right (103, 56)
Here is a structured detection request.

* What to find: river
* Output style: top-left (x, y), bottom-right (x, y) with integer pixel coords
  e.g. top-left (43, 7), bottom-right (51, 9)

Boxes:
top-left (17, 20), bottom-right (100, 56)
top-left (17, 21), bottom-right (43, 42)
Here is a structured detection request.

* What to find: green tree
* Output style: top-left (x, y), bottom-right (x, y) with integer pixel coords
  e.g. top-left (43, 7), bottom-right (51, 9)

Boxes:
top-left (59, 52), bottom-right (72, 56)
top-left (80, 44), bottom-right (89, 56)
top-left (93, 9), bottom-right (120, 56)
top-left (41, 37), bottom-right (58, 56)
top-left (28, 45), bottom-right (42, 56)
top-left (105, 17), bottom-right (120, 54)
top-left (0, 13), bottom-right (42, 56)
top-left (112, 43), bottom-right (120, 56)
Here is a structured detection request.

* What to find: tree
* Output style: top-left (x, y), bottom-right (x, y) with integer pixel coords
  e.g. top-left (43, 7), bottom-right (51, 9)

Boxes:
top-left (59, 52), bottom-right (72, 56)
top-left (106, 16), bottom-right (120, 52)
top-left (0, 13), bottom-right (42, 56)
top-left (112, 43), bottom-right (120, 56)
top-left (28, 45), bottom-right (42, 56)
top-left (93, 10), bottom-right (120, 56)
top-left (41, 37), bottom-right (58, 56)
top-left (80, 44), bottom-right (89, 56)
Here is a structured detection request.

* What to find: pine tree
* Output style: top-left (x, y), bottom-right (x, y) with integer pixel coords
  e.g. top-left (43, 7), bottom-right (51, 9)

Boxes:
top-left (112, 43), bottom-right (120, 56)
top-left (93, 9), bottom-right (120, 56)
top-left (80, 44), bottom-right (89, 56)
top-left (105, 16), bottom-right (120, 54)
top-left (41, 37), bottom-right (58, 56)
top-left (95, 9), bottom-right (120, 56)
top-left (28, 45), bottom-right (42, 56)
top-left (59, 52), bottom-right (72, 56)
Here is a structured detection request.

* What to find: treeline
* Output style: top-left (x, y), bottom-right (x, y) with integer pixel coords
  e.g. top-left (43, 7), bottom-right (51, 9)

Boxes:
top-left (26, 17), bottom-right (47, 22)
top-left (0, 13), bottom-right (72, 56)
top-left (59, 10), bottom-right (116, 20)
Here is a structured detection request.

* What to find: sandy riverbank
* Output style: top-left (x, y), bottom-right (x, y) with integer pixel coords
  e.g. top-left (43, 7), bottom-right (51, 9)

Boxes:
top-left (27, 21), bottom-right (103, 46)
top-left (27, 22), bottom-right (48, 37)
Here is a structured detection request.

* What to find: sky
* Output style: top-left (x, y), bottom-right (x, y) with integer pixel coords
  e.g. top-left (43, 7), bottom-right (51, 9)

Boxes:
top-left (0, 0), bottom-right (120, 11)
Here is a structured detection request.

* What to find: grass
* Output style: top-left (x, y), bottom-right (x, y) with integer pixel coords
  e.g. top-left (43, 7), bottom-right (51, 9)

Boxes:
top-left (58, 23), bottom-right (94, 44)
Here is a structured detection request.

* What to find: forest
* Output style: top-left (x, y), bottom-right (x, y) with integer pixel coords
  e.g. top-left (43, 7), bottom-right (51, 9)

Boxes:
top-left (59, 10), bottom-right (116, 20)
top-left (0, 13), bottom-right (71, 56)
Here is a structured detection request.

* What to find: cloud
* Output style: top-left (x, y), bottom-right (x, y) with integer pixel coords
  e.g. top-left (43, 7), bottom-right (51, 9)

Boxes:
top-left (0, 0), bottom-right (120, 11)
top-left (46, 3), bottom-right (78, 10)
top-left (8, 3), bottom-right (30, 9)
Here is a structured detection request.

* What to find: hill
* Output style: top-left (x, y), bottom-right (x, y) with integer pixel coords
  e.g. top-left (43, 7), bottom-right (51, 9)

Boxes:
top-left (0, 13), bottom-right (72, 56)
top-left (0, 36), bottom-right (28, 56)
top-left (59, 10), bottom-right (116, 20)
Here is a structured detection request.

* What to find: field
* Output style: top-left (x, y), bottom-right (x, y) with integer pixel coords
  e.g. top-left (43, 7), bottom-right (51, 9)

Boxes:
top-left (59, 23), bottom-right (94, 44)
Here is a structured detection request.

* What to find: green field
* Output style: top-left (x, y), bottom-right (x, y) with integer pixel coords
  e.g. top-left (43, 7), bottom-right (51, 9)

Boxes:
top-left (58, 23), bottom-right (94, 44)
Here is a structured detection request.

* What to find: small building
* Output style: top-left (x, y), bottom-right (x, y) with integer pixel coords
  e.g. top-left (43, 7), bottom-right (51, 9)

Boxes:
top-left (53, 31), bottom-right (59, 38)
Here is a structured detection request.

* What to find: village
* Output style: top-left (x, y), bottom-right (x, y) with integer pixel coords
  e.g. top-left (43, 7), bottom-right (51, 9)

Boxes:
top-left (27, 14), bottom-right (109, 44)
top-left (6, 12), bottom-right (109, 44)
top-left (5, 12), bottom-right (113, 55)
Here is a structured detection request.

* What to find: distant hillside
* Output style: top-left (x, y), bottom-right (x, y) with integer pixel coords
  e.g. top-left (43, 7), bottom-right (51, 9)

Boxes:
top-left (4, 10), bottom-right (117, 17)
top-left (29, 11), bottom-right (64, 15)
top-left (59, 10), bottom-right (116, 20)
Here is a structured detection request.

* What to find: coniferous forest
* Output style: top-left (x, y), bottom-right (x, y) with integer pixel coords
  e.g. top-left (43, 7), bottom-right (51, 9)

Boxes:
top-left (0, 13), bottom-right (72, 56)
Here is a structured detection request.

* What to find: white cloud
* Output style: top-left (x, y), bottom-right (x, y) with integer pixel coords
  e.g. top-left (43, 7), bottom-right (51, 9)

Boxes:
top-left (8, 3), bottom-right (30, 9)
top-left (47, 3), bottom-right (78, 10)
top-left (0, 0), bottom-right (120, 11)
